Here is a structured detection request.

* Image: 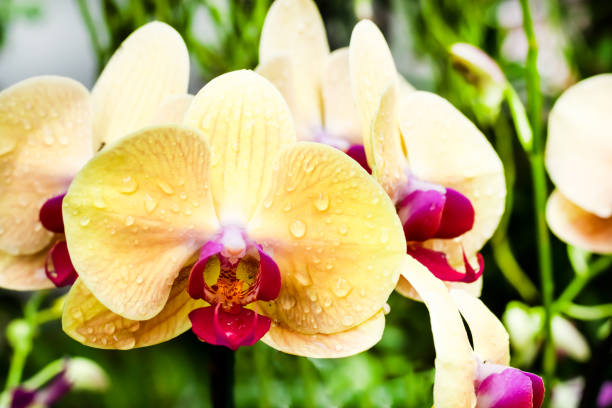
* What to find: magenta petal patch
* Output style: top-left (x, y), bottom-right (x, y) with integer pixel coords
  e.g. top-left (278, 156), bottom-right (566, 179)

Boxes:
top-left (39, 194), bottom-right (66, 233)
top-left (406, 245), bottom-right (483, 283)
top-left (254, 247), bottom-right (281, 301)
top-left (434, 187), bottom-right (475, 239)
top-left (397, 189), bottom-right (446, 242)
top-left (44, 241), bottom-right (78, 287)
top-left (345, 144), bottom-right (372, 173)
top-left (476, 366), bottom-right (544, 408)
top-left (187, 241), bottom-right (223, 300)
top-left (189, 305), bottom-right (271, 350)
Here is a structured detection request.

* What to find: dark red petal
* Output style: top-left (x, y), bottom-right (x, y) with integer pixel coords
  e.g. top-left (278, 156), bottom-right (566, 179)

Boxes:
top-left (397, 189), bottom-right (446, 242)
top-left (254, 247), bottom-right (281, 301)
top-left (345, 144), bottom-right (371, 174)
top-left (434, 188), bottom-right (475, 239)
top-left (189, 305), bottom-right (270, 350)
top-left (10, 388), bottom-right (36, 408)
top-left (406, 245), bottom-right (483, 283)
top-left (39, 194), bottom-right (66, 233)
top-left (187, 241), bottom-right (223, 300)
top-left (45, 241), bottom-right (77, 287)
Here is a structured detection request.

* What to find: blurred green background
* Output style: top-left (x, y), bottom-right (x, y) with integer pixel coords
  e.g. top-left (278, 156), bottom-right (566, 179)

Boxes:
top-left (1, 0), bottom-right (612, 407)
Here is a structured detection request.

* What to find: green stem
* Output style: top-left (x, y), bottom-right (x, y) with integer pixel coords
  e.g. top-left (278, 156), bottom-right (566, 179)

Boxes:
top-left (565, 303), bottom-right (612, 321)
top-left (518, 0), bottom-right (554, 401)
top-left (555, 255), bottom-right (612, 310)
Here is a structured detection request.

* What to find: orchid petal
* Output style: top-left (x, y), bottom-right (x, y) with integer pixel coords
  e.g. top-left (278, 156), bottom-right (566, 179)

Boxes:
top-left (184, 70), bottom-right (296, 224)
top-left (39, 194), bottom-right (66, 234)
top-left (92, 22), bottom-right (189, 148)
top-left (187, 241), bottom-right (223, 301)
top-left (436, 187), bottom-right (476, 239)
top-left (398, 188), bottom-right (445, 242)
top-left (321, 48), bottom-right (362, 145)
top-left (451, 289), bottom-right (510, 365)
top-left (398, 91), bottom-right (505, 265)
top-left (0, 248), bottom-right (54, 290)
top-left (0, 76), bottom-right (92, 255)
top-left (476, 364), bottom-right (544, 408)
top-left (552, 315), bottom-right (590, 362)
top-left (248, 142), bottom-right (405, 335)
top-left (45, 241), bottom-right (78, 287)
top-left (345, 144), bottom-right (371, 173)
top-left (63, 126), bottom-right (219, 320)
top-left (149, 94), bottom-right (193, 125)
top-left (259, 0), bottom-right (329, 136)
top-left (255, 246), bottom-right (282, 301)
top-left (349, 20), bottom-right (408, 201)
top-left (189, 304), bottom-right (270, 350)
top-left (400, 255), bottom-right (476, 408)
top-left (396, 272), bottom-right (483, 300)
top-left (546, 190), bottom-right (612, 254)
top-left (62, 271), bottom-right (207, 349)
top-left (406, 246), bottom-right (484, 283)
top-left (262, 310), bottom-right (385, 358)
top-left (545, 74), bottom-right (612, 218)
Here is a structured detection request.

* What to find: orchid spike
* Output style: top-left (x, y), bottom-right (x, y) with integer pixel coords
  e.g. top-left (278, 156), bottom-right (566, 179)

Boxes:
top-left (61, 70), bottom-right (406, 357)
top-left (545, 74), bottom-right (612, 254)
top-left (256, 0), bottom-right (412, 170)
top-left (349, 20), bottom-right (506, 296)
top-left (0, 21), bottom-right (191, 290)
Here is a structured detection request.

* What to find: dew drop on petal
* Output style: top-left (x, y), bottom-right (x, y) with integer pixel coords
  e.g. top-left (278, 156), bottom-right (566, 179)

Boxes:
top-left (290, 220), bottom-right (306, 238)
top-left (119, 176), bottom-right (138, 194)
top-left (380, 228), bottom-right (389, 244)
top-left (280, 294), bottom-right (296, 310)
top-left (93, 197), bottom-right (106, 209)
top-left (79, 216), bottom-right (90, 227)
top-left (0, 137), bottom-right (17, 155)
top-left (313, 193), bottom-right (329, 212)
top-left (332, 277), bottom-right (351, 298)
top-left (103, 323), bottom-right (115, 334)
top-left (157, 180), bottom-right (175, 195)
top-left (144, 193), bottom-right (157, 213)
top-left (125, 216), bottom-right (134, 226)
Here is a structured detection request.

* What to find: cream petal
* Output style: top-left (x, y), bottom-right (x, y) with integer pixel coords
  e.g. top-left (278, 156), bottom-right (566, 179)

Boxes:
top-left (149, 94), bottom-right (193, 125)
top-left (546, 190), bottom-right (612, 254)
top-left (259, 0), bottom-right (329, 136)
top-left (262, 310), bottom-right (385, 358)
top-left (0, 247), bottom-right (54, 290)
top-left (0, 76), bottom-right (92, 255)
top-left (546, 74), bottom-right (612, 218)
top-left (92, 22), bottom-right (189, 148)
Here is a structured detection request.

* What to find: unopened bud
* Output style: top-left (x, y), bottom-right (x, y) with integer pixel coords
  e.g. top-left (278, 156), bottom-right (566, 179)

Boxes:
top-left (65, 358), bottom-right (109, 392)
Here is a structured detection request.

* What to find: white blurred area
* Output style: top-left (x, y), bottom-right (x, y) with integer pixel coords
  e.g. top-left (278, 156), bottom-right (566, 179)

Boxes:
top-left (0, 0), bottom-right (96, 89)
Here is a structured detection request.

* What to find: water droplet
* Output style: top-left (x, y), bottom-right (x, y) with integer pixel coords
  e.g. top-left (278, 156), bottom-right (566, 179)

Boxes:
top-left (380, 228), bottom-right (389, 243)
top-left (0, 137), bottom-right (16, 156)
top-left (119, 176), bottom-right (138, 194)
top-left (338, 225), bottom-right (348, 235)
top-left (283, 203), bottom-right (292, 212)
top-left (295, 270), bottom-right (312, 286)
top-left (332, 277), bottom-right (352, 298)
top-left (79, 216), bottom-right (90, 227)
top-left (313, 193), bottom-right (329, 211)
top-left (290, 220), bottom-right (306, 238)
top-left (143, 193), bottom-right (157, 213)
top-left (179, 192), bottom-right (187, 200)
top-left (136, 276), bottom-right (143, 284)
top-left (103, 323), bottom-right (115, 334)
top-left (157, 180), bottom-right (175, 195)
top-left (93, 197), bottom-right (106, 208)
top-left (280, 294), bottom-right (296, 310)
top-left (116, 336), bottom-right (136, 350)
top-left (125, 215), bottom-right (134, 226)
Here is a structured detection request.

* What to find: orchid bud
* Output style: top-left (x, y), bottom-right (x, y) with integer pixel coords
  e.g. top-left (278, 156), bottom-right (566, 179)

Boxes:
top-left (65, 357), bottom-right (109, 392)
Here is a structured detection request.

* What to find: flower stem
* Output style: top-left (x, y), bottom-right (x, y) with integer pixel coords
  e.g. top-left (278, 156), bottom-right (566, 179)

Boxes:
top-left (518, 0), bottom-right (555, 402)
top-left (209, 346), bottom-right (235, 408)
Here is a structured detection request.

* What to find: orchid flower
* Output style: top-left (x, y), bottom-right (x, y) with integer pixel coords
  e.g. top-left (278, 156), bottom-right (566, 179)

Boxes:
top-left (348, 20), bottom-right (506, 296)
top-left (60, 70), bottom-right (406, 357)
top-left (545, 74), bottom-right (612, 254)
top-left (0, 22), bottom-right (190, 290)
top-left (401, 256), bottom-right (544, 408)
top-left (256, 0), bottom-right (412, 168)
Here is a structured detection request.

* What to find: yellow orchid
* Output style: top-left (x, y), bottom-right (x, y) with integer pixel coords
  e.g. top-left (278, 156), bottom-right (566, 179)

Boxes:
top-left (256, 0), bottom-right (412, 168)
top-left (402, 256), bottom-right (544, 408)
top-left (60, 70), bottom-right (406, 357)
top-left (545, 74), bottom-right (612, 253)
top-left (0, 21), bottom-right (190, 290)
top-left (348, 20), bottom-right (506, 296)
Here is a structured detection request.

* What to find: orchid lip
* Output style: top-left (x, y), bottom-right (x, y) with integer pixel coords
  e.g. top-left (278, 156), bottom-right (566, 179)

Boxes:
top-left (187, 227), bottom-right (281, 349)
top-left (39, 193), bottom-right (67, 234)
top-left (407, 245), bottom-right (483, 283)
top-left (475, 361), bottom-right (544, 408)
top-left (45, 241), bottom-right (78, 287)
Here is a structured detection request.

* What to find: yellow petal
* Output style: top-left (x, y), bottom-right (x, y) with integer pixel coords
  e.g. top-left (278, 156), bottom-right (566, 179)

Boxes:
top-left (450, 289), bottom-right (510, 365)
top-left (149, 94), bottom-right (193, 125)
top-left (62, 270), bottom-right (207, 349)
top-left (321, 48), bottom-right (361, 145)
top-left (92, 22), bottom-right (189, 148)
top-left (349, 20), bottom-right (408, 201)
top-left (248, 142), bottom-right (405, 335)
top-left (63, 125), bottom-right (219, 320)
top-left (262, 310), bottom-right (385, 358)
top-left (0, 247), bottom-right (54, 290)
top-left (400, 255), bottom-right (476, 408)
top-left (184, 70), bottom-right (296, 224)
top-left (398, 73), bottom-right (416, 96)
top-left (546, 190), bottom-right (612, 254)
top-left (398, 91), bottom-right (505, 265)
top-left (546, 74), bottom-right (612, 218)
top-left (0, 76), bottom-right (92, 255)
top-left (259, 0), bottom-right (329, 136)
